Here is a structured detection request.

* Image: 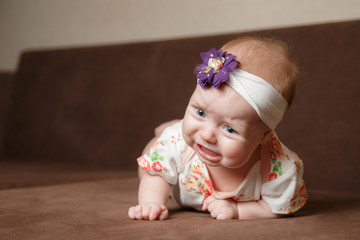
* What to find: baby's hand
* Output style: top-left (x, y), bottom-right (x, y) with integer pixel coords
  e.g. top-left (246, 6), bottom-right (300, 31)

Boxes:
top-left (202, 196), bottom-right (239, 220)
top-left (128, 203), bottom-right (169, 221)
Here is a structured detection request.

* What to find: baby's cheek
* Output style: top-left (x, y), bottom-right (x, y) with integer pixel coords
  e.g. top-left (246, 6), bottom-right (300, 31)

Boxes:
top-left (222, 142), bottom-right (250, 164)
top-left (224, 144), bottom-right (243, 159)
top-left (181, 124), bottom-right (194, 147)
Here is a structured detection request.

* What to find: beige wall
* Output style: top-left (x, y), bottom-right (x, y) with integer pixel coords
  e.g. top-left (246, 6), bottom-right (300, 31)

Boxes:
top-left (0, 0), bottom-right (359, 71)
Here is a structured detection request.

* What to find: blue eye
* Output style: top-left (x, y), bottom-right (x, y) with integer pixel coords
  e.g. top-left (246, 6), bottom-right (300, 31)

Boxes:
top-left (225, 126), bottom-right (237, 134)
top-left (196, 108), bottom-right (206, 118)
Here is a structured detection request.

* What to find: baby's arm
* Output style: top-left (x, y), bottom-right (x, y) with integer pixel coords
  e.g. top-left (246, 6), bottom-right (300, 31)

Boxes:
top-left (203, 196), bottom-right (279, 220)
top-left (236, 199), bottom-right (279, 219)
top-left (128, 173), bottom-right (171, 221)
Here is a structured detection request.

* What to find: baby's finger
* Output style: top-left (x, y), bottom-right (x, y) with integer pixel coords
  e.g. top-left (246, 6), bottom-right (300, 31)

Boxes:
top-left (209, 206), bottom-right (223, 219)
top-left (142, 205), bottom-right (152, 220)
top-left (149, 205), bottom-right (161, 221)
top-left (202, 200), bottom-right (208, 211)
top-left (207, 201), bottom-right (216, 213)
top-left (203, 196), bottom-right (216, 211)
top-left (158, 205), bottom-right (169, 220)
top-left (134, 205), bottom-right (144, 220)
top-left (128, 207), bottom-right (136, 219)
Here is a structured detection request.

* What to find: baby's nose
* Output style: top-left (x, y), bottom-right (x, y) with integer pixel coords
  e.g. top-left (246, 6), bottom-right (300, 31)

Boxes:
top-left (200, 127), bottom-right (217, 144)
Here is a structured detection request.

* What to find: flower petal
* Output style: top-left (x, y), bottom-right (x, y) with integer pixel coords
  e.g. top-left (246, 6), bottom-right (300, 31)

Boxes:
top-left (200, 52), bottom-right (211, 64)
top-left (217, 49), bottom-right (224, 58)
top-left (225, 60), bottom-right (238, 70)
top-left (213, 70), bottom-right (228, 88)
top-left (195, 63), bottom-right (207, 73)
top-left (208, 48), bottom-right (219, 58)
top-left (224, 54), bottom-right (237, 65)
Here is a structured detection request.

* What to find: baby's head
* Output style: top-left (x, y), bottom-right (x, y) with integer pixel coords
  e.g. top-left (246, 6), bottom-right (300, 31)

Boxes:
top-left (222, 36), bottom-right (298, 106)
top-left (182, 37), bottom-right (298, 168)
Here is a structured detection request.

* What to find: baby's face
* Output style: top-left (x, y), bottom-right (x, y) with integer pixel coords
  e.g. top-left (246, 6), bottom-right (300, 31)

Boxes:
top-left (182, 84), bottom-right (269, 169)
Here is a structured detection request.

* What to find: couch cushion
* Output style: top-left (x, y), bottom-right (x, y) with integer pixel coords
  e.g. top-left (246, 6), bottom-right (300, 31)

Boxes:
top-left (0, 160), bottom-right (127, 190)
top-left (0, 173), bottom-right (359, 239)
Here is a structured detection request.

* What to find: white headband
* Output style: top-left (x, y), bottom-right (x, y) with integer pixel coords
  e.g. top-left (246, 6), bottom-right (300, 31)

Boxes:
top-left (227, 69), bottom-right (288, 130)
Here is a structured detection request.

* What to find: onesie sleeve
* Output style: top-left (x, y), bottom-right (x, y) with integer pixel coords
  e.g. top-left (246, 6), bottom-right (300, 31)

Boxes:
top-left (137, 121), bottom-right (186, 185)
top-left (260, 132), bottom-right (308, 214)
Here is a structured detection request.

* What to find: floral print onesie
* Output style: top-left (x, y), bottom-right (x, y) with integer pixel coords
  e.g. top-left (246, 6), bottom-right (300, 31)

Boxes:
top-left (137, 121), bottom-right (307, 214)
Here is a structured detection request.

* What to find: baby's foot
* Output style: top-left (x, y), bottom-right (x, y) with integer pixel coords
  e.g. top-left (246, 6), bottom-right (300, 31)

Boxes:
top-left (128, 203), bottom-right (169, 221)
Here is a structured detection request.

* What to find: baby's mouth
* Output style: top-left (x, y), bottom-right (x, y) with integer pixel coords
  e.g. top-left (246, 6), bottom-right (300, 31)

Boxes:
top-left (195, 144), bottom-right (222, 163)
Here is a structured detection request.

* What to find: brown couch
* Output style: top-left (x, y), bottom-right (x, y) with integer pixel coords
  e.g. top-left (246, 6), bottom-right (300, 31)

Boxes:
top-left (1, 20), bottom-right (359, 239)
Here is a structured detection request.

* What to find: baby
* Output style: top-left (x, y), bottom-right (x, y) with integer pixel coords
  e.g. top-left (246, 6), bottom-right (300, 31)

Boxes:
top-left (128, 36), bottom-right (307, 220)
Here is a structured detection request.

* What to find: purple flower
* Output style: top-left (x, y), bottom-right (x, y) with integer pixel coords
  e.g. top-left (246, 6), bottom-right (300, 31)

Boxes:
top-left (195, 48), bottom-right (239, 89)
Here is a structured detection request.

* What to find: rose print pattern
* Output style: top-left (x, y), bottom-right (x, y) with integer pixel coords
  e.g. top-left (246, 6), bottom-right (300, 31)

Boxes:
top-left (268, 132), bottom-right (290, 181)
top-left (268, 172), bottom-right (278, 181)
top-left (271, 135), bottom-right (286, 160)
top-left (137, 135), bottom-right (178, 178)
top-left (232, 194), bottom-right (249, 201)
top-left (295, 161), bottom-right (302, 173)
top-left (265, 132), bottom-right (308, 214)
top-left (150, 151), bottom-right (164, 162)
top-left (170, 133), bottom-right (183, 143)
top-left (138, 156), bottom-right (150, 172)
top-left (137, 155), bottom-right (168, 174)
top-left (151, 139), bottom-right (164, 151)
top-left (179, 159), bottom-right (214, 200)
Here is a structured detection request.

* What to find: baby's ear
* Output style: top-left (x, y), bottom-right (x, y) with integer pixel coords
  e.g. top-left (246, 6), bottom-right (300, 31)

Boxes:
top-left (260, 130), bottom-right (272, 145)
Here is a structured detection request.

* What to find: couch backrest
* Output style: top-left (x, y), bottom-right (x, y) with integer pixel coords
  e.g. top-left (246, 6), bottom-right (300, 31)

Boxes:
top-left (0, 73), bottom-right (14, 157)
top-left (3, 21), bottom-right (360, 193)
